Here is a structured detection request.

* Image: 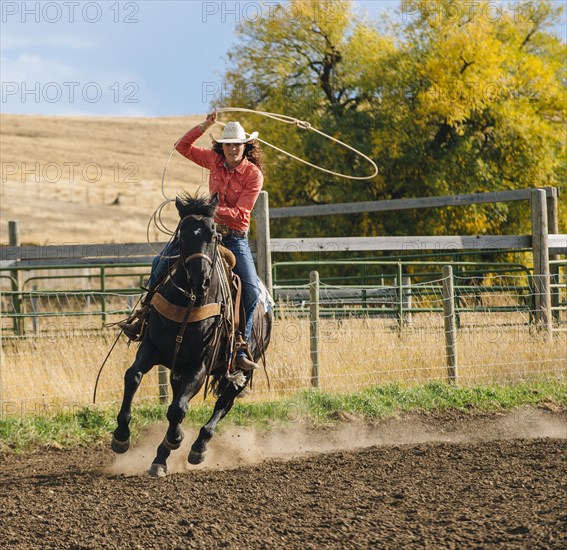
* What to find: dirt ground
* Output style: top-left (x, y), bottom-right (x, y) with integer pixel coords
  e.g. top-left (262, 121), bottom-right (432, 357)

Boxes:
top-left (1, 409), bottom-right (566, 549)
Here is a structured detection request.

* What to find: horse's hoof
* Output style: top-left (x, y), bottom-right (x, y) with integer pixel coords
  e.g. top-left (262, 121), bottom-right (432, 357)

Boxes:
top-left (111, 435), bottom-right (130, 454)
top-left (188, 449), bottom-right (205, 465)
top-left (148, 463), bottom-right (167, 478)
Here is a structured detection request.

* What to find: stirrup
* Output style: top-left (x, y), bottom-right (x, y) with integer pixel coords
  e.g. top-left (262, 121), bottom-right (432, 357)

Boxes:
top-left (118, 319), bottom-right (143, 341)
top-left (118, 304), bottom-right (149, 341)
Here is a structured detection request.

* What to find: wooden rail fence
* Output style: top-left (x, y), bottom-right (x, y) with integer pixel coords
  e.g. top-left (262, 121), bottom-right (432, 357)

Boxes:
top-left (2, 187), bottom-right (565, 339)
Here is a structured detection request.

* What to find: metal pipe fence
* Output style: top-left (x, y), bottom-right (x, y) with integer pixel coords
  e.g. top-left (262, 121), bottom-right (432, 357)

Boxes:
top-left (0, 263), bottom-right (149, 336)
top-left (1, 259), bottom-right (565, 414)
top-left (271, 260), bottom-right (558, 328)
top-left (1, 259), bottom-right (566, 336)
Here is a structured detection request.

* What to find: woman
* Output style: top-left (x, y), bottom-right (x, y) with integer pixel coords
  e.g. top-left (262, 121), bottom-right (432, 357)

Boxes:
top-left (121, 113), bottom-right (263, 372)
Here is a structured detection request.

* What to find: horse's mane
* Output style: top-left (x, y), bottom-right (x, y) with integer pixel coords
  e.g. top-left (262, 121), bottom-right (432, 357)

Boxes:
top-left (177, 193), bottom-right (217, 219)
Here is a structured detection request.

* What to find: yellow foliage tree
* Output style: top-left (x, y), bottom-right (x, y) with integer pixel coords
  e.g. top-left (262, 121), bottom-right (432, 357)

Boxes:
top-left (218, 0), bottom-right (565, 238)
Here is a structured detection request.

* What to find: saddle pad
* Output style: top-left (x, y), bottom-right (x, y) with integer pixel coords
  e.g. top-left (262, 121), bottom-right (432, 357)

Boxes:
top-left (151, 293), bottom-right (222, 323)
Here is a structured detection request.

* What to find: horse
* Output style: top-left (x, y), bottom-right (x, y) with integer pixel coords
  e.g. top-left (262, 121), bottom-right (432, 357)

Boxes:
top-left (111, 193), bottom-right (272, 477)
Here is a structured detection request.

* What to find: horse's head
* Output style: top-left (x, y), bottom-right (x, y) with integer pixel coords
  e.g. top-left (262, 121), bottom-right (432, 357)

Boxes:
top-left (175, 193), bottom-right (219, 299)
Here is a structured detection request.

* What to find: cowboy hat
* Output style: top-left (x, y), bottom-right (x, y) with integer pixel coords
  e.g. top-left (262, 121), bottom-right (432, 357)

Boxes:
top-left (211, 121), bottom-right (259, 143)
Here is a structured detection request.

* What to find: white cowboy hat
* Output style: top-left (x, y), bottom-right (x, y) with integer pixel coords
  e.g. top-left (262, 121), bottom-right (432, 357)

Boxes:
top-left (211, 121), bottom-right (259, 143)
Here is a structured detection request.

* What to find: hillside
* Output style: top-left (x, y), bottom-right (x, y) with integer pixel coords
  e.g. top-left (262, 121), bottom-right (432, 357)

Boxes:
top-left (0, 114), bottom-right (216, 244)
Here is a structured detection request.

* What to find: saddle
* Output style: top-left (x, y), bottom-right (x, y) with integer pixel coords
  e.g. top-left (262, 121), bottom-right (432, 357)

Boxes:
top-left (219, 245), bottom-right (236, 270)
top-left (144, 244), bottom-right (250, 378)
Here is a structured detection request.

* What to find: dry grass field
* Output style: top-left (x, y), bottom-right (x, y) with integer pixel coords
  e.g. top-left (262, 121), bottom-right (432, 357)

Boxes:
top-left (1, 113), bottom-right (214, 244)
top-left (1, 310), bottom-right (565, 412)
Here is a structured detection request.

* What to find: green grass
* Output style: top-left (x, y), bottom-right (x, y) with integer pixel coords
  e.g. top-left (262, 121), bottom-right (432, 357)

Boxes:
top-left (1, 381), bottom-right (565, 452)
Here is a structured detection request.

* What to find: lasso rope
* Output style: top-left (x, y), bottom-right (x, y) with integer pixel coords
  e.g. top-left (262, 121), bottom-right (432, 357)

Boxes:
top-left (146, 199), bottom-right (179, 257)
top-left (151, 107), bottom-right (378, 251)
top-left (159, 107), bottom-right (378, 201)
top-left (97, 108), bottom-right (375, 397)
top-left (215, 107), bottom-right (379, 181)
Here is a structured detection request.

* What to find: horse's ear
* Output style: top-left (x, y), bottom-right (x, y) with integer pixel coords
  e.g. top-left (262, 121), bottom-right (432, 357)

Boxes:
top-left (209, 193), bottom-right (219, 209)
top-left (175, 196), bottom-right (184, 215)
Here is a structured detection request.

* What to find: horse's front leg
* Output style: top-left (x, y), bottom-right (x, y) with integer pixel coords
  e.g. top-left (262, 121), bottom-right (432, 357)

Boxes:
top-left (111, 343), bottom-right (157, 454)
top-left (189, 373), bottom-right (251, 465)
top-left (149, 365), bottom-right (207, 477)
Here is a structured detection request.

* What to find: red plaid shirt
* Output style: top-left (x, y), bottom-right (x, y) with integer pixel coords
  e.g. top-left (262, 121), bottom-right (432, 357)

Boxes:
top-left (175, 126), bottom-right (263, 232)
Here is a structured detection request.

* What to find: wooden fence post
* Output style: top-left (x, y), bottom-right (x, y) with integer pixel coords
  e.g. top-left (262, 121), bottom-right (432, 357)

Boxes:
top-left (530, 189), bottom-right (552, 339)
top-left (253, 191), bottom-right (273, 296)
top-left (396, 263), bottom-right (403, 333)
top-left (395, 271), bottom-right (413, 331)
top-left (9, 221), bottom-right (23, 335)
top-left (442, 265), bottom-right (458, 384)
top-left (310, 271), bottom-right (320, 389)
top-left (31, 285), bottom-right (39, 335)
top-left (158, 366), bottom-right (168, 403)
top-left (546, 186), bottom-right (559, 235)
top-left (403, 276), bottom-right (413, 327)
top-left (547, 187), bottom-right (560, 322)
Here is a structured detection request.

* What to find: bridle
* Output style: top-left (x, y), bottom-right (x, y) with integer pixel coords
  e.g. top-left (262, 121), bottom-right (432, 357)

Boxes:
top-left (166, 213), bottom-right (223, 381)
top-left (171, 214), bottom-right (220, 302)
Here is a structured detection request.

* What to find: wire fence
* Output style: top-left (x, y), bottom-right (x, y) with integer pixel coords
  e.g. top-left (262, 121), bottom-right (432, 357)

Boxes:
top-left (1, 263), bottom-right (566, 417)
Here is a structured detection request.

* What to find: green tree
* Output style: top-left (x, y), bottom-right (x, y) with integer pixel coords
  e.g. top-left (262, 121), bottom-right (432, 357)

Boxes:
top-left (218, 0), bottom-right (565, 238)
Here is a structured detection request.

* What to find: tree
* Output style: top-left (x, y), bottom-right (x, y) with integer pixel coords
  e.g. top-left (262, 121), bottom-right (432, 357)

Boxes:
top-left (378, 0), bottom-right (566, 236)
top-left (217, 0), bottom-right (566, 238)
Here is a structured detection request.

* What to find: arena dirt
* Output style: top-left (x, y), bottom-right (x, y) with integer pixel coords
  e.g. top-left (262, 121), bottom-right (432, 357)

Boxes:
top-left (1, 409), bottom-right (565, 549)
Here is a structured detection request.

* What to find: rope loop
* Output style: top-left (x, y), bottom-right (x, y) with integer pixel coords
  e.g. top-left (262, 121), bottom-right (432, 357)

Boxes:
top-left (151, 106), bottom-right (379, 242)
top-left (215, 107), bottom-right (378, 181)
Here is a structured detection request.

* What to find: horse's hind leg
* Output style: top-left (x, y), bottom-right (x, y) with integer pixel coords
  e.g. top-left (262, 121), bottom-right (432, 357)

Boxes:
top-left (189, 375), bottom-right (250, 465)
top-left (149, 366), bottom-right (206, 477)
top-left (112, 344), bottom-right (157, 453)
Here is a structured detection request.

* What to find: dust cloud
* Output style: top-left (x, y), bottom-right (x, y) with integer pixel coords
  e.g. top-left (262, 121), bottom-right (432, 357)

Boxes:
top-left (106, 409), bottom-right (566, 476)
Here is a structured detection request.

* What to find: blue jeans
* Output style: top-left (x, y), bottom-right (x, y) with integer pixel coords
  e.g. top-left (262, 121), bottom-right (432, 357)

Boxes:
top-left (221, 235), bottom-right (260, 343)
top-left (148, 235), bottom-right (259, 343)
top-left (148, 240), bottom-right (179, 289)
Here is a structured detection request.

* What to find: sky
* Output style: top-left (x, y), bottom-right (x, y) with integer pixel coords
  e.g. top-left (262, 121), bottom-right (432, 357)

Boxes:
top-left (1, 0), bottom-right (565, 117)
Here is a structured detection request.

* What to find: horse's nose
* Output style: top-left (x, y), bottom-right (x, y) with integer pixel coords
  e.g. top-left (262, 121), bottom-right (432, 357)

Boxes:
top-left (201, 277), bottom-right (210, 292)
top-left (190, 277), bottom-right (209, 296)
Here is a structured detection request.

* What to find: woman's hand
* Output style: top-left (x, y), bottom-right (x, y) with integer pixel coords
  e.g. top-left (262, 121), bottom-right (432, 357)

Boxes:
top-left (200, 112), bottom-right (217, 132)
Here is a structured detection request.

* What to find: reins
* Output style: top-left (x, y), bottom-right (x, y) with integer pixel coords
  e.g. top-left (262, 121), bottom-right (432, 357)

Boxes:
top-left (170, 217), bottom-right (222, 380)
top-left (93, 293), bottom-right (144, 404)
top-left (99, 107), bottom-right (356, 399)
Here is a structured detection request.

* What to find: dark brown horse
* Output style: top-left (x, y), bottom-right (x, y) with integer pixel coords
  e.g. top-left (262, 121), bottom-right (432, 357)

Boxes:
top-left (111, 193), bottom-right (272, 476)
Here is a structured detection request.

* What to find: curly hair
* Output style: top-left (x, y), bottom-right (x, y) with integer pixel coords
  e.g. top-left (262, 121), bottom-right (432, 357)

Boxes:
top-left (212, 140), bottom-right (264, 174)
